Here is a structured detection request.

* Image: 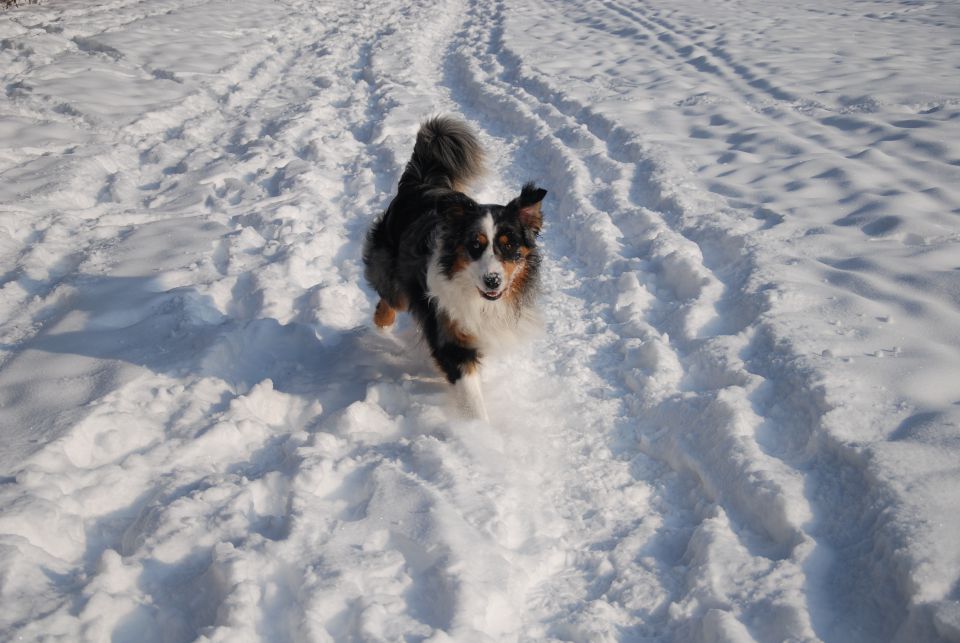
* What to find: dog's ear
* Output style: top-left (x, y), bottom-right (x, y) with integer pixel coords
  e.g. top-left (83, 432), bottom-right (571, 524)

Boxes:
top-left (511, 183), bottom-right (547, 234)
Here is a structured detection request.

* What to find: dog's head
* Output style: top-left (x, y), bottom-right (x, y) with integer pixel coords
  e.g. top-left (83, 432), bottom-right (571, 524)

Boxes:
top-left (436, 183), bottom-right (547, 302)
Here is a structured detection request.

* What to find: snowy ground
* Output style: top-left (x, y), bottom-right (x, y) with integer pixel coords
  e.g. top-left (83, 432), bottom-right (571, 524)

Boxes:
top-left (2, 0), bottom-right (960, 641)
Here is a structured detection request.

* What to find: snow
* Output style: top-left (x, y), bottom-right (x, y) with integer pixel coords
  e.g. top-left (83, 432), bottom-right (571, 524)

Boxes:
top-left (1, 0), bottom-right (959, 640)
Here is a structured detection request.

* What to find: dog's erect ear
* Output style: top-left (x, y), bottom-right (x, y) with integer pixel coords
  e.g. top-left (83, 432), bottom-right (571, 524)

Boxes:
top-left (511, 182), bottom-right (547, 234)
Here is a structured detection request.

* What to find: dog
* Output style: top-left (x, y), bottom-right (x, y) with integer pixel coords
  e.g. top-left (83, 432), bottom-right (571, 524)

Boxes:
top-left (362, 116), bottom-right (547, 420)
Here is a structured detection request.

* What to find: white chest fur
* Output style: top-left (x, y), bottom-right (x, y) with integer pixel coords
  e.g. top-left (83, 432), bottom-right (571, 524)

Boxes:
top-left (426, 236), bottom-right (540, 355)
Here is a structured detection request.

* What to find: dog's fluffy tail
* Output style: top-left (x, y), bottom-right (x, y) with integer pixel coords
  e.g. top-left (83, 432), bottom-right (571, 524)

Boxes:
top-left (401, 116), bottom-right (485, 193)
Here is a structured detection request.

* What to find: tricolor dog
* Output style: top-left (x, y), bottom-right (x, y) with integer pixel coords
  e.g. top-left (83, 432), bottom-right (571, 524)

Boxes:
top-left (363, 116), bottom-right (547, 419)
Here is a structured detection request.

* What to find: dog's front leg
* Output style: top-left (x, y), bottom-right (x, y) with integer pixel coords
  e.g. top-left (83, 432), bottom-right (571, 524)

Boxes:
top-left (452, 369), bottom-right (489, 421)
top-left (428, 335), bottom-right (489, 421)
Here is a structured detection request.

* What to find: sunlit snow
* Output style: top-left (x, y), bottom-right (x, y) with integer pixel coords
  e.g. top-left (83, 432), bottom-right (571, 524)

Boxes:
top-left (1, 0), bottom-right (959, 641)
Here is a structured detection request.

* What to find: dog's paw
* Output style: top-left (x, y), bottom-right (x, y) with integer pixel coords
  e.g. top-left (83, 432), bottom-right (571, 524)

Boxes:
top-left (373, 299), bottom-right (397, 329)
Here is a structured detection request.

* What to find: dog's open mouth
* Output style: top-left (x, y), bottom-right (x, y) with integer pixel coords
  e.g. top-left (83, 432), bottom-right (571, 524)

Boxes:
top-left (478, 288), bottom-right (503, 301)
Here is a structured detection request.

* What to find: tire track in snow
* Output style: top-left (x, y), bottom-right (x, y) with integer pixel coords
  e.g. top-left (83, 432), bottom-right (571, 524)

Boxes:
top-left (277, 2), bottom-right (591, 638)
top-left (601, 0), bottom-right (802, 107)
top-left (476, 0), bottom-right (817, 552)
top-left (477, 1), bottom-right (960, 639)
top-left (588, 0), bottom-right (960, 278)
top-left (444, 0), bottom-right (829, 639)
top-left (476, 0), bottom-right (776, 544)
top-left (601, 0), bottom-right (955, 184)
top-left (526, 2), bottom-right (956, 638)
top-left (445, 2), bottom-right (718, 639)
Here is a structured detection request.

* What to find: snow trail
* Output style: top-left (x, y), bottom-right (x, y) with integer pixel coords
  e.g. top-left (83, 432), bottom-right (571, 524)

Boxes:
top-left (442, 1), bottom-right (826, 638)
top-left (473, 1), bottom-right (960, 640)
top-left (2, 0), bottom-right (960, 641)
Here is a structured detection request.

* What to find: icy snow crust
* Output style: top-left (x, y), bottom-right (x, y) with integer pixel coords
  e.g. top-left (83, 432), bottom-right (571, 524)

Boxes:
top-left (1, 0), bottom-right (959, 640)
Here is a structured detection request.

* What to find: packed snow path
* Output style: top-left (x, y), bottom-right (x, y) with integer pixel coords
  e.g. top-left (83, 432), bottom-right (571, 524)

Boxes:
top-left (2, 0), bottom-right (960, 641)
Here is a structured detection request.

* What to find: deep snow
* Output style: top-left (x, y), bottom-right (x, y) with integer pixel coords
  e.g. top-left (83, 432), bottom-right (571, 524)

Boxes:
top-left (1, 0), bottom-right (959, 641)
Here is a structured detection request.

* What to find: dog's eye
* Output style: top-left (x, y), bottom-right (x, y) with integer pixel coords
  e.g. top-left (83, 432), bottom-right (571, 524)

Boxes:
top-left (498, 236), bottom-right (521, 260)
top-left (467, 238), bottom-right (486, 258)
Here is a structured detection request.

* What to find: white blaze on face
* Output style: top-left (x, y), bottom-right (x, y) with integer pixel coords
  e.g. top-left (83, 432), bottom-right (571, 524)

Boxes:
top-left (471, 211), bottom-right (503, 297)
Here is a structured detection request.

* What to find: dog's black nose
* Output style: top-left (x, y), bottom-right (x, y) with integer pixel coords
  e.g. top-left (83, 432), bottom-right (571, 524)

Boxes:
top-left (483, 273), bottom-right (502, 290)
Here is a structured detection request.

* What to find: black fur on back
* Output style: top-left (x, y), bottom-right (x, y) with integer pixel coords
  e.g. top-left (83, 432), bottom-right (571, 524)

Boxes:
top-left (362, 116), bottom-right (485, 311)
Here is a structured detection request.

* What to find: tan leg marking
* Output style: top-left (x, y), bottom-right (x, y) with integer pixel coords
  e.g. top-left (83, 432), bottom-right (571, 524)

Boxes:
top-left (373, 299), bottom-right (397, 328)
